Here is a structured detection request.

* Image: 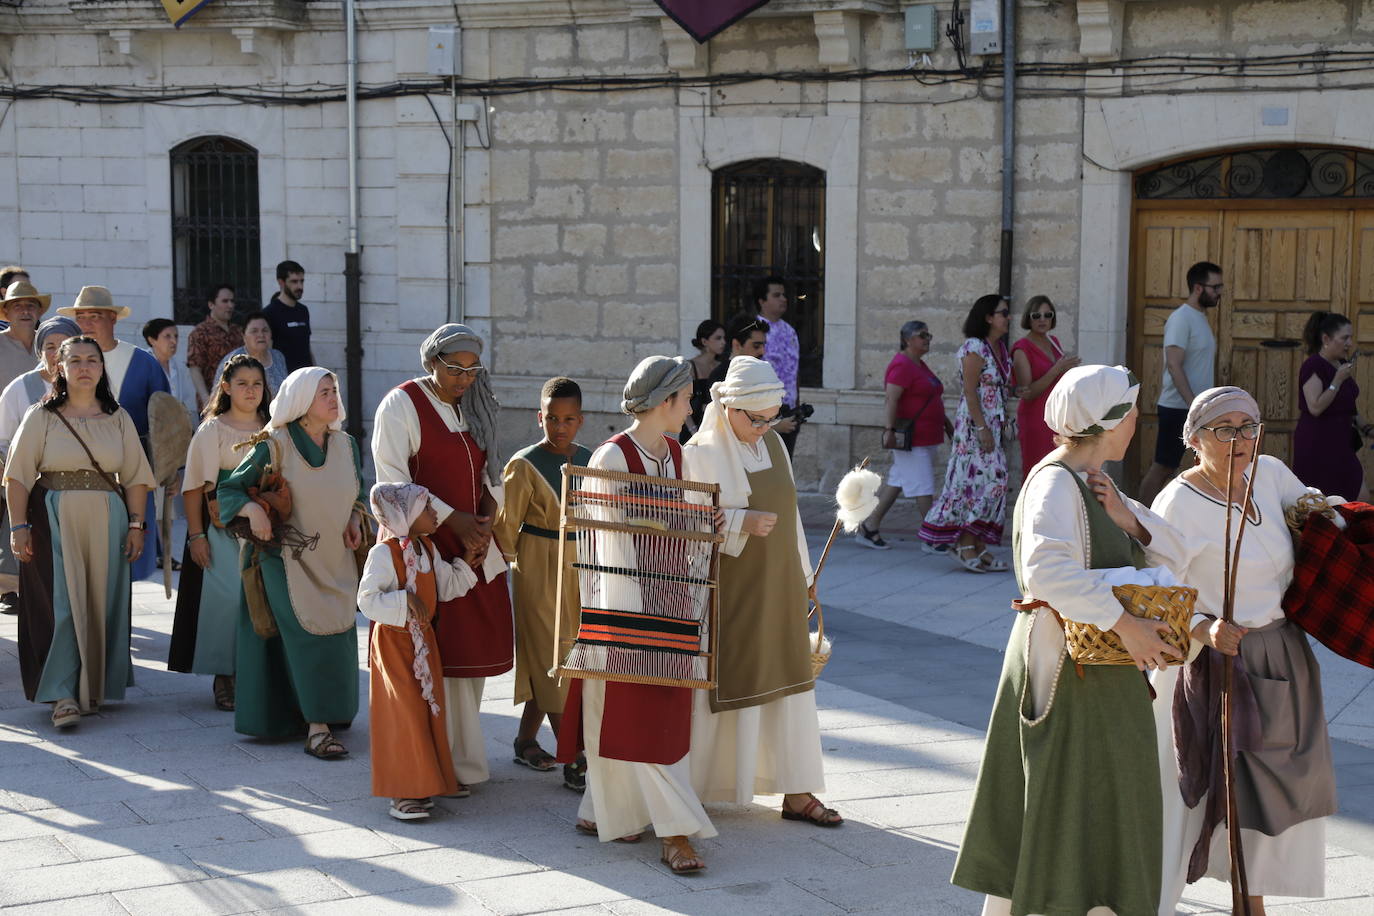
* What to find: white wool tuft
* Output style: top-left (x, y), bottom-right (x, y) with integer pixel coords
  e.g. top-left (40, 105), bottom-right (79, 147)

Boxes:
top-left (834, 467), bottom-right (882, 532)
top-left (809, 630), bottom-right (832, 657)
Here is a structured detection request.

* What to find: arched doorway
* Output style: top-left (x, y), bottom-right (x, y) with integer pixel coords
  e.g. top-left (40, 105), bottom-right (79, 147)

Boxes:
top-left (170, 136), bottom-right (261, 325)
top-left (711, 159), bottom-right (826, 388)
top-left (1128, 146), bottom-right (1374, 484)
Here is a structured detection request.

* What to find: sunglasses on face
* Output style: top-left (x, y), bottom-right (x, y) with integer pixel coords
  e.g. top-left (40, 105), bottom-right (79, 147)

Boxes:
top-left (912, 331), bottom-right (932, 341)
top-left (434, 355), bottom-right (484, 376)
top-left (993, 309), bottom-right (1010, 317)
top-left (1201, 422), bottom-right (1262, 443)
top-left (1029, 312), bottom-right (1054, 321)
top-left (742, 409), bottom-right (783, 429)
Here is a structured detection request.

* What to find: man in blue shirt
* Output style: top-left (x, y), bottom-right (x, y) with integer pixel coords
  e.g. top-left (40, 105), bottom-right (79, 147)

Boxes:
top-left (263, 259), bottom-right (313, 372)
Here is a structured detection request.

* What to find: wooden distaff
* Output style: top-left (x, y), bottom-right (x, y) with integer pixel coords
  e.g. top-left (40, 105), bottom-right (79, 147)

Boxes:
top-left (1220, 427), bottom-right (1263, 916)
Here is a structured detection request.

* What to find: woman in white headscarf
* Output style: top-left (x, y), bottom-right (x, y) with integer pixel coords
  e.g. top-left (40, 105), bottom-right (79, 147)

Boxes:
top-left (1151, 387), bottom-right (1336, 915)
top-left (952, 365), bottom-right (1191, 916)
top-left (217, 367), bottom-right (367, 758)
top-left (681, 355), bottom-right (839, 828)
top-left (371, 324), bottom-right (512, 794)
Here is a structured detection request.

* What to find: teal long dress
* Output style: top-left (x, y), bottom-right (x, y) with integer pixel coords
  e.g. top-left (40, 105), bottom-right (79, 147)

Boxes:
top-left (951, 461), bottom-right (1163, 916)
top-left (217, 422), bottom-right (365, 738)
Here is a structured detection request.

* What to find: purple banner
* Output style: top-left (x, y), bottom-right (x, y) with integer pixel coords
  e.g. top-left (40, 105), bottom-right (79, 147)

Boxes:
top-left (655, 0), bottom-right (773, 43)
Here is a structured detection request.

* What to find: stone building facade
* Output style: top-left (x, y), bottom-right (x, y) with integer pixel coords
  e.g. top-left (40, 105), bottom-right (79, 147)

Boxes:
top-left (3, 0), bottom-right (1372, 489)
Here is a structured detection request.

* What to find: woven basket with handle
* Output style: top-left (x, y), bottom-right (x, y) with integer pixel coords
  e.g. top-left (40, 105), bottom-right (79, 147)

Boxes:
top-left (1060, 584), bottom-right (1196, 666)
top-left (808, 597), bottom-right (830, 677)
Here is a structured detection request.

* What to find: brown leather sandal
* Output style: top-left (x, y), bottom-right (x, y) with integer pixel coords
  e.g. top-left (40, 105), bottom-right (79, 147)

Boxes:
top-left (304, 730), bottom-right (348, 759)
top-left (660, 836), bottom-right (705, 873)
top-left (781, 794), bottom-right (843, 827)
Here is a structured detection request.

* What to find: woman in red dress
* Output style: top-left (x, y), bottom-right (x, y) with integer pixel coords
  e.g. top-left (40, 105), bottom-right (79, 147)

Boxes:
top-left (1010, 296), bottom-right (1079, 479)
top-left (371, 324), bottom-right (513, 795)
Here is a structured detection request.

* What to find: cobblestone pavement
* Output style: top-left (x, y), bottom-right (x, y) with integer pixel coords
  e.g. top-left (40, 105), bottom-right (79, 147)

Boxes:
top-left (0, 506), bottom-right (1369, 915)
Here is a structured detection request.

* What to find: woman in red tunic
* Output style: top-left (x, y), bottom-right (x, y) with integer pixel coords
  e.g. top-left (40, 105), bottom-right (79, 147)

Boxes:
top-left (1011, 296), bottom-right (1079, 479)
top-left (371, 324), bottom-right (514, 795)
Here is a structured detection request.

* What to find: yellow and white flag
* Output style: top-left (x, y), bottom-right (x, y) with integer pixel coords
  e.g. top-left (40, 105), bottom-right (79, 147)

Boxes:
top-left (160, 0), bottom-right (214, 28)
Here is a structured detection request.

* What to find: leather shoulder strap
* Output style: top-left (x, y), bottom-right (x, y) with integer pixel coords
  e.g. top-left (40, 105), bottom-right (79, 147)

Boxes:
top-left (52, 410), bottom-right (122, 493)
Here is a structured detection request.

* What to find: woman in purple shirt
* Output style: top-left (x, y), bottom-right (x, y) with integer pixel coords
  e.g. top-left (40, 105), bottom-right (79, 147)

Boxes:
top-left (1294, 311), bottom-right (1371, 501)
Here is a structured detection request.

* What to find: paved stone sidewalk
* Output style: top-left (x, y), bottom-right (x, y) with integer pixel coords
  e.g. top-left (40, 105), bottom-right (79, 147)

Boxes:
top-left (0, 508), bottom-right (1368, 914)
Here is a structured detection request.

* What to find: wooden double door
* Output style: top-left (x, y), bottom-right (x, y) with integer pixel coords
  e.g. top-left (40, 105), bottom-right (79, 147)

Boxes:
top-left (1129, 202), bottom-right (1374, 486)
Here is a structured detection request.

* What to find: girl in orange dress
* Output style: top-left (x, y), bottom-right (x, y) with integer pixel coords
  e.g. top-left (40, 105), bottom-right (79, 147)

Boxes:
top-left (358, 482), bottom-right (478, 821)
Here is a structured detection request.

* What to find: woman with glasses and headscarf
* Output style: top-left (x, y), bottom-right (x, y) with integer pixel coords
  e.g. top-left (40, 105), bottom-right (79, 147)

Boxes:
top-left (1150, 387), bottom-right (1336, 916)
top-left (372, 324), bottom-right (513, 797)
top-left (683, 355), bottom-right (840, 829)
top-left (218, 367), bottom-right (366, 758)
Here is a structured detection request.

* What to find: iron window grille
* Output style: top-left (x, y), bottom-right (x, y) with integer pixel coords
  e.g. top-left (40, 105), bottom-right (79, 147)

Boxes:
top-left (712, 159), bottom-right (826, 389)
top-left (170, 136), bottom-right (261, 325)
top-left (1136, 147), bottom-right (1374, 200)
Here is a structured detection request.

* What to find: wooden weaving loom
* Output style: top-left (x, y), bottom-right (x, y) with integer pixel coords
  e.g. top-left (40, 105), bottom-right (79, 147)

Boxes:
top-left (553, 464), bottom-right (723, 690)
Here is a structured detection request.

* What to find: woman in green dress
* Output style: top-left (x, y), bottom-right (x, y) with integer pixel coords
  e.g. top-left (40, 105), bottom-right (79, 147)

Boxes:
top-left (218, 366), bottom-right (366, 758)
top-left (951, 365), bottom-right (1190, 916)
top-left (166, 354), bottom-right (270, 710)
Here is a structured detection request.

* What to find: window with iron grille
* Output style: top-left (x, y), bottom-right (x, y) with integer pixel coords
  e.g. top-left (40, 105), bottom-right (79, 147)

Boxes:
top-left (712, 159), bottom-right (826, 388)
top-left (170, 136), bottom-right (261, 325)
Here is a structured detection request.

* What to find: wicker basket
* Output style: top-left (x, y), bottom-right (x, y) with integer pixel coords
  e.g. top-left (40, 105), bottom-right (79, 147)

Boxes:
top-left (808, 597), bottom-right (831, 677)
top-left (1061, 584), bottom-right (1196, 666)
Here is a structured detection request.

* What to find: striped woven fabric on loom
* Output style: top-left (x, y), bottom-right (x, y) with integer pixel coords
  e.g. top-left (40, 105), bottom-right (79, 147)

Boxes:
top-left (554, 465), bottom-right (722, 689)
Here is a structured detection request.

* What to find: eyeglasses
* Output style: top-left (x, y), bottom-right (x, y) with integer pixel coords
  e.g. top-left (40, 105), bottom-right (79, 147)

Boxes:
top-left (1202, 283), bottom-right (1225, 292)
top-left (993, 309), bottom-right (1010, 317)
top-left (433, 355), bottom-right (485, 376)
top-left (1028, 312), bottom-right (1054, 321)
top-left (913, 331), bottom-right (932, 341)
top-left (741, 409), bottom-right (784, 429)
top-left (1201, 422), bottom-right (1262, 443)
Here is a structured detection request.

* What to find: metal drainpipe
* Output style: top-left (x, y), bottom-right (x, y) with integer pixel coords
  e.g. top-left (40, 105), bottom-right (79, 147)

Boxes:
top-left (998, 0), bottom-right (1016, 300)
top-left (343, 0), bottom-right (364, 440)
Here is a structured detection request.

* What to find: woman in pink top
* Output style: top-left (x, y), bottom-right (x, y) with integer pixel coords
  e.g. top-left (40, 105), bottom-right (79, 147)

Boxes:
top-left (857, 319), bottom-right (952, 549)
top-left (1010, 296), bottom-right (1079, 479)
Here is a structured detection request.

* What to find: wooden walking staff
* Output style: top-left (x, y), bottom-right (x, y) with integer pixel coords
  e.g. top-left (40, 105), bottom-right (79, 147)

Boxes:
top-left (1220, 425), bottom-right (1264, 916)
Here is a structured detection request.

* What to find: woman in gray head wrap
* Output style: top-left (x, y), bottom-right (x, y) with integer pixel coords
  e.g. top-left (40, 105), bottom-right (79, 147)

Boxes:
top-left (370, 323), bottom-right (513, 794)
top-left (0, 316), bottom-right (80, 461)
top-left (1149, 387), bottom-right (1337, 913)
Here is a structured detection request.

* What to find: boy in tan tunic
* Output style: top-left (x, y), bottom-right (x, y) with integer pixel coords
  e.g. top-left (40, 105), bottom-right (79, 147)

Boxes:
top-left (493, 377), bottom-right (592, 791)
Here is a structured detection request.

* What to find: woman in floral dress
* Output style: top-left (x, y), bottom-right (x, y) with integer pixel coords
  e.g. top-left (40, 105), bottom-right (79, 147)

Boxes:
top-left (918, 294), bottom-right (1013, 572)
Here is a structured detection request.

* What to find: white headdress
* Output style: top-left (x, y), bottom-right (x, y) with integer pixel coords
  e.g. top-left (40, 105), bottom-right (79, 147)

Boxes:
top-left (267, 366), bottom-right (344, 432)
top-left (683, 356), bottom-right (785, 508)
top-left (1044, 365), bottom-right (1140, 438)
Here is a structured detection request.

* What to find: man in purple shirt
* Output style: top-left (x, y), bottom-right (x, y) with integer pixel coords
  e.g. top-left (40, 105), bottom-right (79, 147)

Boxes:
top-left (753, 275), bottom-right (801, 454)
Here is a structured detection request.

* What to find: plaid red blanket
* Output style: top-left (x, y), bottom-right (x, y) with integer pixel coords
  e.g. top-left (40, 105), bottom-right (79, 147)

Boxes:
top-left (1283, 501), bottom-right (1374, 669)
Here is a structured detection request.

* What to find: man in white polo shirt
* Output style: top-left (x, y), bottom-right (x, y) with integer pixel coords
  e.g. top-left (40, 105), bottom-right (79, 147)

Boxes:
top-left (1139, 260), bottom-right (1221, 505)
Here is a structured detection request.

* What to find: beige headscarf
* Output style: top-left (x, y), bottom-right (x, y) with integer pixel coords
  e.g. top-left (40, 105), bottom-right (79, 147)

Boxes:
top-left (1044, 365), bottom-right (1140, 438)
top-left (268, 366), bottom-right (344, 432)
top-left (683, 356), bottom-right (785, 508)
top-left (1182, 386), bottom-right (1261, 444)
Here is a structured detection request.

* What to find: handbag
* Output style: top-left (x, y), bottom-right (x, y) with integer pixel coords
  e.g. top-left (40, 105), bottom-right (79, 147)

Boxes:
top-left (890, 386), bottom-right (940, 452)
top-left (52, 410), bottom-right (127, 503)
top-left (241, 543), bottom-right (279, 639)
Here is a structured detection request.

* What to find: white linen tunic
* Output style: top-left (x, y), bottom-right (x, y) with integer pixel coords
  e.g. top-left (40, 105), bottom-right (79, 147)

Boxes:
top-left (1151, 455), bottom-right (1329, 907)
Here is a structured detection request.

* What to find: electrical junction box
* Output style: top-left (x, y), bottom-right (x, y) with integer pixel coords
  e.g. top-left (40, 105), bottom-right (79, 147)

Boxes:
top-left (904, 5), bottom-right (937, 51)
top-left (969, 0), bottom-right (1002, 55)
top-left (427, 25), bottom-right (462, 77)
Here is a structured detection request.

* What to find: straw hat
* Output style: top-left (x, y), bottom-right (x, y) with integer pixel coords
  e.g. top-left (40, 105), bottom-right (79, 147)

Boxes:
top-left (57, 285), bottom-right (131, 319)
top-left (0, 280), bottom-right (51, 317)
